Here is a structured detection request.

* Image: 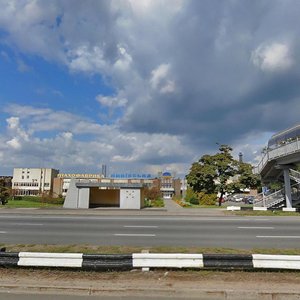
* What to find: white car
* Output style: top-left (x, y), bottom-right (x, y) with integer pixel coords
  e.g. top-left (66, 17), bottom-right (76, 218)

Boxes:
top-left (232, 194), bottom-right (244, 202)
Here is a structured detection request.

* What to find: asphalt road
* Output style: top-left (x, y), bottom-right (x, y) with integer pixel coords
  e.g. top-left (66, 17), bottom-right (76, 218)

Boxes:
top-left (1, 214), bottom-right (300, 249)
top-left (0, 294), bottom-right (195, 300)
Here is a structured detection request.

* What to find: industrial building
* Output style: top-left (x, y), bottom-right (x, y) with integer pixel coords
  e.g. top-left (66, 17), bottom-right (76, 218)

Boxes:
top-left (12, 168), bottom-right (59, 196)
top-left (11, 167), bottom-right (185, 209)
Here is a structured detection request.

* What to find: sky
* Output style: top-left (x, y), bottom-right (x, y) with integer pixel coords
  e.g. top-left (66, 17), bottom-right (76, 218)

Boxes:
top-left (0, 0), bottom-right (300, 177)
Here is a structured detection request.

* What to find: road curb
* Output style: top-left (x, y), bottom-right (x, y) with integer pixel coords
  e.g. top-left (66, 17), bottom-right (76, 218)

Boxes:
top-left (1, 283), bottom-right (300, 299)
top-left (1, 251), bottom-right (300, 271)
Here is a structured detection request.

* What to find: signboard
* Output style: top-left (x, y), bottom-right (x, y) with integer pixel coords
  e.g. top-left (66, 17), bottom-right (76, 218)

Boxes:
top-left (110, 173), bottom-right (152, 179)
top-left (58, 173), bottom-right (102, 179)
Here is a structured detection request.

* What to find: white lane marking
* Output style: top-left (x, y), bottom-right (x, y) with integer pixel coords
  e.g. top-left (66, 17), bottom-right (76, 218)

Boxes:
top-left (257, 236), bottom-right (300, 239)
top-left (0, 231), bottom-right (7, 233)
top-left (0, 216), bottom-right (256, 221)
top-left (238, 227), bottom-right (274, 229)
top-left (114, 234), bottom-right (156, 237)
top-left (123, 226), bottom-right (158, 228)
top-left (12, 223), bottom-right (44, 226)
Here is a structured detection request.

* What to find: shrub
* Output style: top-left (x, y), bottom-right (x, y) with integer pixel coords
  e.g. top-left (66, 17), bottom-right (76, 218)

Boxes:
top-left (198, 193), bottom-right (217, 205)
top-left (185, 188), bottom-right (198, 204)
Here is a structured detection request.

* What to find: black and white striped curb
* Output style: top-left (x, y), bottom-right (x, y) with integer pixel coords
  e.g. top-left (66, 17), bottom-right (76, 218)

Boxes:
top-left (227, 206), bottom-right (298, 212)
top-left (1, 252), bottom-right (300, 270)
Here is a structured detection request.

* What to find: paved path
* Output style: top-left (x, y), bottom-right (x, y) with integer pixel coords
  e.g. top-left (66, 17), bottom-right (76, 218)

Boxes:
top-left (163, 199), bottom-right (226, 215)
top-left (0, 206), bottom-right (227, 216)
top-left (163, 199), bottom-right (183, 212)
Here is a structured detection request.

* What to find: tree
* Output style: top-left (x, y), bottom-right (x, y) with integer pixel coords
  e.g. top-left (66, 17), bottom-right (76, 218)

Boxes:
top-left (186, 145), bottom-right (260, 206)
top-left (0, 178), bottom-right (10, 205)
top-left (144, 186), bottom-right (161, 201)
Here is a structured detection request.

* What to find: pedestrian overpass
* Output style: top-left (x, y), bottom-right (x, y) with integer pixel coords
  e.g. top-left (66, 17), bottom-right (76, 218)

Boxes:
top-left (254, 138), bottom-right (300, 210)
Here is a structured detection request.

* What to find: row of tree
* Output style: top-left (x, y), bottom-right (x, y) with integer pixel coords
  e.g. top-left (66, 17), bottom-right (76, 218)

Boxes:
top-left (0, 178), bottom-right (10, 205)
top-left (186, 145), bottom-right (261, 205)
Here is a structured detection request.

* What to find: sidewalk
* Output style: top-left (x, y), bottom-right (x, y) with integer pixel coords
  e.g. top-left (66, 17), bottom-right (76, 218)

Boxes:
top-left (0, 202), bottom-right (227, 216)
top-left (163, 198), bottom-right (184, 212)
top-left (1, 268), bottom-right (300, 299)
top-left (163, 199), bottom-right (227, 215)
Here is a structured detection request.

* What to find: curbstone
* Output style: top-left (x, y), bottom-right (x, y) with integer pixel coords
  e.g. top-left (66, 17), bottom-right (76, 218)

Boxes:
top-left (203, 254), bottom-right (253, 268)
top-left (1, 251), bottom-right (300, 271)
top-left (0, 252), bottom-right (19, 267)
top-left (82, 254), bottom-right (133, 270)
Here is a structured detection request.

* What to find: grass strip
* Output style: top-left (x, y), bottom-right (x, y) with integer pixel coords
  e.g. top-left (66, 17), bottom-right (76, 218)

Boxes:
top-left (1, 244), bottom-right (300, 255)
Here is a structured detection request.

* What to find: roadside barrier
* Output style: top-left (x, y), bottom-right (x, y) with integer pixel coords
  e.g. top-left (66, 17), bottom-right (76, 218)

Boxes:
top-left (227, 206), bottom-right (298, 212)
top-left (1, 251), bottom-right (300, 270)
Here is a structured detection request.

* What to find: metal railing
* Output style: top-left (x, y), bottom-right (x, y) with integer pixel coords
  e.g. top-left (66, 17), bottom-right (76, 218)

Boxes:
top-left (254, 189), bottom-right (285, 208)
top-left (254, 180), bottom-right (300, 208)
top-left (254, 138), bottom-right (300, 174)
top-left (290, 169), bottom-right (300, 184)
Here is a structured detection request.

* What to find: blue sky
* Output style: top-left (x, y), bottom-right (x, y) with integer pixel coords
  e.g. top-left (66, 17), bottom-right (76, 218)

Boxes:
top-left (0, 0), bottom-right (299, 176)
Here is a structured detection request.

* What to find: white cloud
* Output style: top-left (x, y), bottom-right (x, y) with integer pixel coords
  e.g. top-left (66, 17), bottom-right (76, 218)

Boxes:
top-left (1, 1), bottom-right (300, 175)
top-left (7, 117), bottom-right (20, 130)
top-left (1, 104), bottom-right (192, 175)
top-left (96, 95), bottom-right (127, 108)
top-left (150, 64), bottom-right (170, 89)
top-left (6, 137), bottom-right (21, 150)
top-left (113, 45), bottom-right (132, 72)
top-left (149, 63), bottom-right (176, 94)
top-left (251, 42), bottom-right (293, 72)
top-left (6, 116), bottom-right (29, 141)
top-left (68, 45), bottom-right (107, 74)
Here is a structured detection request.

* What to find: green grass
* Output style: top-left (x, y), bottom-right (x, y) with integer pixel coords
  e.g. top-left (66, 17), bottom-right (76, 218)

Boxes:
top-left (3, 198), bottom-right (63, 208)
top-left (1, 244), bottom-right (300, 255)
top-left (144, 198), bottom-right (164, 208)
top-left (231, 210), bottom-right (300, 216)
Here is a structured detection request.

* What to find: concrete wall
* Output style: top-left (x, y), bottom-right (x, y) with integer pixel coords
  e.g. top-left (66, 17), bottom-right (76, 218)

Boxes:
top-left (64, 181), bottom-right (144, 209)
top-left (120, 188), bottom-right (142, 209)
top-left (89, 188), bottom-right (119, 207)
top-left (53, 177), bottom-right (63, 197)
top-left (63, 179), bottom-right (89, 209)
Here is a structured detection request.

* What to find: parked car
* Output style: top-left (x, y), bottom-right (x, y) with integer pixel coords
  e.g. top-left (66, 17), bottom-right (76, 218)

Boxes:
top-left (228, 194), bottom-right (244, 202)
top-left (243, 196), bottom-right (255, 204)
top-left (235, 195), bottom-right (245, 202)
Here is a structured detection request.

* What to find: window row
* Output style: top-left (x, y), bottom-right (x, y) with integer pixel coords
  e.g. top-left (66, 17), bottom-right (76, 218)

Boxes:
top-left (14, 182), bottom-right (50, 187)
top-left (14, 190), bottom-right (40, 196)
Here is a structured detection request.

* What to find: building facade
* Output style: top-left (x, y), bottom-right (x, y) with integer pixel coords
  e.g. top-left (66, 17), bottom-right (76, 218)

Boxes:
top-left (54, 171), bottom-right (183, 201)
top-left (12, 168), bottom-right (59, 196)
top-left (158, 172), bottom-right (181, 199)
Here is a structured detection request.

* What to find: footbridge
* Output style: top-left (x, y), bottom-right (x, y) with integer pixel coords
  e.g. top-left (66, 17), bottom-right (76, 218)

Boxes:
top-left (254, 138), bottom-right (300, 210)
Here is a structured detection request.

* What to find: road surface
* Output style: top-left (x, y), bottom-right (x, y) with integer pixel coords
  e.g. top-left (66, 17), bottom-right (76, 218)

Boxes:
top-left (1, 213), bottom-right (300, 248)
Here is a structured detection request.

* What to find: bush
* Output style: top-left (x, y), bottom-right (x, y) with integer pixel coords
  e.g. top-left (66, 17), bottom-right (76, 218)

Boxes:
top-left (185, 188), bottom-right (198, 204)
top-left (10, 195), bottom-right (64, 205)
top-left (144, 198), bottom-right (164, 208)
top-left (189, 197), bottom-right (199, 205)
top-left (198, 193), bottom-right (217, 205)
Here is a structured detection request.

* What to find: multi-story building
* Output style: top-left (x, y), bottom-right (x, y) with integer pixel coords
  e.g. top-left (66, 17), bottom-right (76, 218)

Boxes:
top-left (53, 171), bottom-right (184, 201)
top-left (12, 168), bottom-right (59, 196)
top-left (53, 173), bottom-right (104, 197)
top-left (157, 171), bottom-right (181, 199)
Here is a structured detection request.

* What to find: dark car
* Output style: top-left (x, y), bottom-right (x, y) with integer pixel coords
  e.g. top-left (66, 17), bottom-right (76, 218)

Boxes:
top-left (243, 196), bottom-right (255, 204)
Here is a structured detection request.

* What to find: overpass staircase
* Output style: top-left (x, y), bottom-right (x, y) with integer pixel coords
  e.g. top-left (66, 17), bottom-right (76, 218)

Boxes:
top-left (254, 169), bottom-right (300, 209)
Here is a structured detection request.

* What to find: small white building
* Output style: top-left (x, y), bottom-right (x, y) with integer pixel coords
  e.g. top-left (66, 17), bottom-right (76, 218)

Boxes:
top-left (12, 168), bottom-right (59, 196)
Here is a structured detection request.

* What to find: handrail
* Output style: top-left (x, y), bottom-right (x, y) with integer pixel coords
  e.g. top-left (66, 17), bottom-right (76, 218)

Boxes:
top-left (290, 169), bottom-right (300, 183)
top-left (254, 181), bottom-right (300, 208)
top-left (254, 138), bottom-right (300, 174)
top-left (254, 188), bottom-right (285, 208)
